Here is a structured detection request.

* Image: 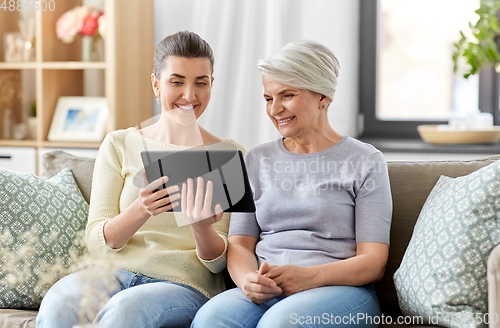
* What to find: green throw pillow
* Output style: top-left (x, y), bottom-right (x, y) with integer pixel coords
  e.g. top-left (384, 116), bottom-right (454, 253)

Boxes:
top-left (394, 159), bottom-right (500, 328)
top-left (0, 168), bottom-right (89, 310)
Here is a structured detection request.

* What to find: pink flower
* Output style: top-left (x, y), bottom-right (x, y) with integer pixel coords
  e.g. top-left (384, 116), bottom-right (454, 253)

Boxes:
top-left (80, 14), bottom-right (99, 36)
top-left (56, 6), bottom-right (103, 43)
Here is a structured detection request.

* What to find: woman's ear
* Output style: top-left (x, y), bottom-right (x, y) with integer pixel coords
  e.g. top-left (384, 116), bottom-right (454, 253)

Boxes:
top-left (319, 95), bottom-right (331, 109)
top-left (151, 73), bottom-right (159, 96)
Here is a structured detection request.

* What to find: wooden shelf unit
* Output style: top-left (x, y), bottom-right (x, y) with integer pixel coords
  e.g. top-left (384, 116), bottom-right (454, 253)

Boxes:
top-left (0, 0), bottom-right (154, 158)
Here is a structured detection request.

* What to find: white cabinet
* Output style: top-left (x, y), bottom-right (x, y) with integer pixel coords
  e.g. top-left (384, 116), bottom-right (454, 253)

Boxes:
top-left (0, 147), bottom-right (36, 174)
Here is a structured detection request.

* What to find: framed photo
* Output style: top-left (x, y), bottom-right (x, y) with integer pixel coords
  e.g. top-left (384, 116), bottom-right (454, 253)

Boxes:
top-left (48, 97), bottom-right (108, 142)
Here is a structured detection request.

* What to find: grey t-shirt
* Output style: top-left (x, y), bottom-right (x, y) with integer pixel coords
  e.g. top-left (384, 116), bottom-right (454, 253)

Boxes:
top-left (229, 136), bottom-right (392, 267)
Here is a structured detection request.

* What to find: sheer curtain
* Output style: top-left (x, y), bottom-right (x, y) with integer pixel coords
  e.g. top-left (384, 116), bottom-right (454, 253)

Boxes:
top-left (153, 0), bottom-right (359, 150)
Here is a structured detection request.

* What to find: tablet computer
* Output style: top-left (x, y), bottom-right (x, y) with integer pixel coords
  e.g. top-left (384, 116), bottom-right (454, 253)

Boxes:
top-left (140, 149), bottom-right (256, 213)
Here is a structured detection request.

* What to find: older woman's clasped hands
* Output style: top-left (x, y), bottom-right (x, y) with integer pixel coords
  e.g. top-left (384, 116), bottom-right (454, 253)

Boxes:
top-left (245, 261), bottom-right (321, 303)
top-left (240, 262), bottom-right (281, 304)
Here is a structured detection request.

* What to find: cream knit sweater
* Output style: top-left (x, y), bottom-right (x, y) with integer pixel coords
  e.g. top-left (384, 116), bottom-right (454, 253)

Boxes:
top-left (86, 127), bottom-right (245, 298)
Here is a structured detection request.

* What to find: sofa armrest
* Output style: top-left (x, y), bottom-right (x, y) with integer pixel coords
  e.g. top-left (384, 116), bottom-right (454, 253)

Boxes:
top-left (488, 243), bottom-right (500, 328)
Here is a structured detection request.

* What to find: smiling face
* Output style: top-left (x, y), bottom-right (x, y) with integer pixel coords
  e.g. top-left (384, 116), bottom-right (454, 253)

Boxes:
top-left (263, 76), bottom-right (329, 140)
top-left (152, 56), bottom-right (213, 126)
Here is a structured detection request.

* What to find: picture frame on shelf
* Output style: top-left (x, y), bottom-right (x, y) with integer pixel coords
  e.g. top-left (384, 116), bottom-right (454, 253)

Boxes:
top-left (48, 97), bottom-right (108, 142)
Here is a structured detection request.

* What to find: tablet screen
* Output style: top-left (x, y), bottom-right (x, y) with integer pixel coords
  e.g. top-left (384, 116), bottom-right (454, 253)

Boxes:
top-left (141, 150), bottom-right (255, 213)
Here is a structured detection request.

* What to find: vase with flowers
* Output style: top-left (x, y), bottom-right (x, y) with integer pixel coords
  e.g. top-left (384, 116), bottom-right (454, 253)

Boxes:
top-left (56, 6), bottom-right (106, 62)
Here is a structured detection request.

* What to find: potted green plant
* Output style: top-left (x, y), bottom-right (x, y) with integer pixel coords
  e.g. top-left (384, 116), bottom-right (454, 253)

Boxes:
top-left (453, 1), bottom-right (500, 78)
top-left (27, 100), bottom-right (37, 140)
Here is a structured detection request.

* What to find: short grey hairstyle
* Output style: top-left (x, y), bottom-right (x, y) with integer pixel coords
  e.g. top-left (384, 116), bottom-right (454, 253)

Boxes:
top-left (257, 40), bottom-right (340, 103)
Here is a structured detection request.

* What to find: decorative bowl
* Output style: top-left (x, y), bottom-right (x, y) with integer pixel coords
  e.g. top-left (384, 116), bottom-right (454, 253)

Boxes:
top-left (417, 125), bottom-right (500, 144)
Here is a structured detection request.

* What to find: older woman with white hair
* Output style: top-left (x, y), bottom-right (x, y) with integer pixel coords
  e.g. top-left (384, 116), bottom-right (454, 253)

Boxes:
top-left (191, 40), bottom-right (392, 328)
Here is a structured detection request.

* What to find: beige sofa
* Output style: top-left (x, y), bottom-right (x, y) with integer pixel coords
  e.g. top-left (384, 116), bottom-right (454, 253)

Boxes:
top-left (1, 150), bottom-right (500, 328)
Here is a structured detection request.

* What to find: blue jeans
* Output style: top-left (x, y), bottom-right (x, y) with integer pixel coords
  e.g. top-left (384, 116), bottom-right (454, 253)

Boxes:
top-left (191, 284), bottom-right (380, 328)
top-left (36, 266), bottom-right (209, 328)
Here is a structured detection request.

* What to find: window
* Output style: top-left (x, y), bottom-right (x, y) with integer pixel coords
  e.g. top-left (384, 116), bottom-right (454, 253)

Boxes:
top-left (359, 0), bottom-right (499, 138)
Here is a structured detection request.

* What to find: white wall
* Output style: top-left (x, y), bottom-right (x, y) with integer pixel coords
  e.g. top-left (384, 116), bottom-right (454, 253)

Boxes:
top-left (153, 0), bottom-right (359, 150)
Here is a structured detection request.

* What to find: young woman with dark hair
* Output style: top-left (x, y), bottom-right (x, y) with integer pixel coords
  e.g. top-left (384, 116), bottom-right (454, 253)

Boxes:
top-left (37, 31), bottom-right (244, 328)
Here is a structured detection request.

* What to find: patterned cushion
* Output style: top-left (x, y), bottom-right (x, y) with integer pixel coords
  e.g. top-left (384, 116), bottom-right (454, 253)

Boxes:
top-left (0, 168), bottom-right (89, 310)
top-left (393, 159), bottom-right (500, 327)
